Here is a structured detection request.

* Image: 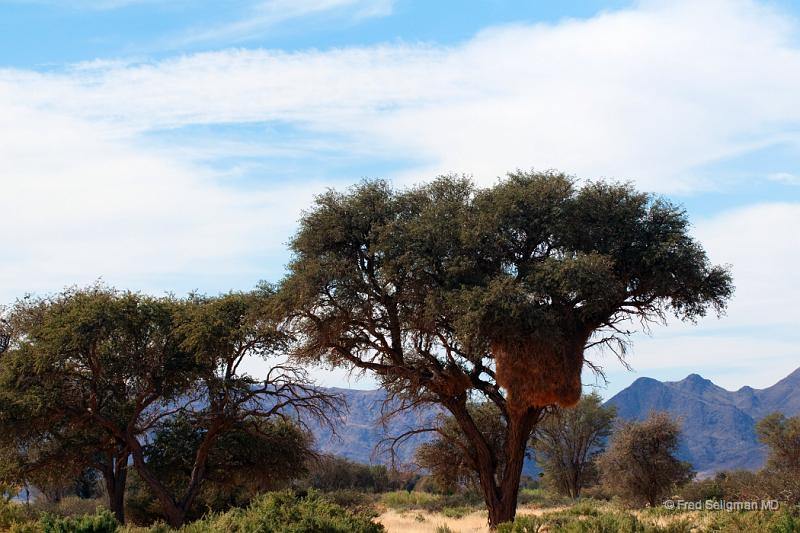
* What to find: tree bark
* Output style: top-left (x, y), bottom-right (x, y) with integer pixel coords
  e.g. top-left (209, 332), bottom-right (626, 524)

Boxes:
top-left (101, 450), bottom-right (129, 524)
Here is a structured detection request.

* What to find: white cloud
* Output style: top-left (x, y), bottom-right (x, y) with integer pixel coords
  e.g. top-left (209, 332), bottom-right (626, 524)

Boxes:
top-left (693, 203), bottom-right (800, 326)
top-left (3, 0), bottom-right (800, 192)
top-left (0, 103), bottom-right (329, 302)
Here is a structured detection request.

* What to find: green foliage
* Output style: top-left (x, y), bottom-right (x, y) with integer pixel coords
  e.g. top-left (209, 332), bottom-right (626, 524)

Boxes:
top-left (0, 285), bottom-right (194, 521)
top-left (532, 392), bottom-right (616, 499)
top-left (39, 509), bottom-right (118, 533)
top-left (756, 413), bottom-right (800, 505)
top-left (379, 491), bottom-right (441, 511)
top-left (32, 497), bottom-right (103, 520)
top-left (1, 499), bottom-right (34, 531)
top-left (125, 414), bottom-right (312, 524)
top-left (758, 413), bottom-right (800, 473)
top-left (440, 506), bottom-right (471, 519)
top-left (597, 412), bottom-right (694, 507)
top-left (379, 490), bottom-right (483, 513)
top-left (177, 490), bottom-right (383, 533)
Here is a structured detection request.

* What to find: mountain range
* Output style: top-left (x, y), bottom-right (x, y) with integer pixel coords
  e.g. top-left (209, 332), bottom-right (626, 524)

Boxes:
top-left (605, 366), bottom-right (800, 475)
top-left (314, 367), bottom-right (800, 476)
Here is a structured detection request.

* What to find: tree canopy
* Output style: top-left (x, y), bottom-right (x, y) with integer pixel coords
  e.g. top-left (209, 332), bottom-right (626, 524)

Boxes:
top-left (279, 171), bottom-right (733, 526)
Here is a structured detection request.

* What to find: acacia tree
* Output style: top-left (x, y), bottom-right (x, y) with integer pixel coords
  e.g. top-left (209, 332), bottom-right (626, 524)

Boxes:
top-left (128, 289), bottom-right (342, 527)
top-left (278, 171), bottom-right (732, 526)
top-left (0, 286), bottom-right (191, 522)
top-left (531, 392), bottom-right (616, 498)
top-left (0, 286), bottom-right (340, 527)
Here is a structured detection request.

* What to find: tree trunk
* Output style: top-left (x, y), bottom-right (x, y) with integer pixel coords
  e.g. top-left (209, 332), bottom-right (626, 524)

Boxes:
top-left (446, 398), bottom-right (541, 529)
top-left (127, 424), bottom-right (222, 528)
top-left (101, 449), bottom-right (129, 524)
top-left (128, 440), bottom-right (186, 528)
top-left (491, 408), bottom-right (538, 527)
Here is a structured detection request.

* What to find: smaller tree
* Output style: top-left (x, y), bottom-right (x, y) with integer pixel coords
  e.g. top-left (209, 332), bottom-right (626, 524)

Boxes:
top-left (532, 392), bottom-right (616, 498)
top-left (127, 290), bottom-right (343, 527)
top-left (126, 416), bottom-right (311, 524)
top-left (756, 412), bottom-right (800, 503)
top-left (414, 403), bottom-right (507, 493)
top-left (757, 413), bottom-right (800, 474)
top-left (597, 412), bottom-right (693, 507)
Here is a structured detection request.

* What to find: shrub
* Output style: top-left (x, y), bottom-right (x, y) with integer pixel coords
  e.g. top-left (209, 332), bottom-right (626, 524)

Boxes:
top-left (39, 509), bottom-right (118, 533)
top-left (379, 490), bottom-right (441, 511)
top-left (532, 392), bottom-right (616, 499)
top-left (179, 490), bottom-right (383, 533)
top-left (0, 499), bottom-right (37, 531)
top-left (441, 506), bottom-right (471, 519)
top-left (677, 477), bottom-right (725, 502)
top-left (597, 413), bottom-right (694, 507)
top-left (319, 489), bottom-right (378, 515)
top-left (306, 456), bottom-right (401, 493)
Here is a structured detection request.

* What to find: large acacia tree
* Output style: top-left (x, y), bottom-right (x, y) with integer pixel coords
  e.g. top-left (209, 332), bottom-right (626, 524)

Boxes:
top-left (278, 171), bottom-right (733, 527)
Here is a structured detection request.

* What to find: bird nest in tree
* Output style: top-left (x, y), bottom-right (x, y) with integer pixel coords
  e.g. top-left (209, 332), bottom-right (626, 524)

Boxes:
top-left (493, 336), bottom-right (583, 412)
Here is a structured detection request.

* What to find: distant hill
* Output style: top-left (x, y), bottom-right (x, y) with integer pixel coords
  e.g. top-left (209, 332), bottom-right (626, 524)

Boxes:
top-left (310, 387), bottom-right (441, 466)
top-left (605, 367), bottom-right (800, 475)
top-left (310, 387), bottom-right (542, 475)
top-left (312, 367), bottom-right (800, 476)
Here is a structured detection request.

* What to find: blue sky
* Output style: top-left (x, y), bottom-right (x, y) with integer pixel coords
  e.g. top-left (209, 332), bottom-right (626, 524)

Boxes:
top-left (2, 0), bottom-right (799, 397)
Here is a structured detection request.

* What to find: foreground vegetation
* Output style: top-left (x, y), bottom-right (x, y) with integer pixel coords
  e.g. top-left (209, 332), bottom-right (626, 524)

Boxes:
top-left (4, 489), bottom-right (799, 533)
top-left (0, 490), bottom-right (384, 532)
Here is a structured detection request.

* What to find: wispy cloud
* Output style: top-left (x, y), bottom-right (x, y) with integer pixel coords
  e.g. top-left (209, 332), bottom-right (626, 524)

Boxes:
top-left (769, 172), bottom-right (800, 185)
top-left (5, 0), bottom-right (800, 191)
top-left (171, 0), bottom-right (395, 46)
top-left (5, 0), bottom-right (165, 9)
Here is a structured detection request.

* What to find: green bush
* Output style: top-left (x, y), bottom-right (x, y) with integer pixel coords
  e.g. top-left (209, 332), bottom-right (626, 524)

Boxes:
top-left (318, 489), bottom-right (378, 515)
top-left (379, 491), bottom-right (441, 511)
top-left (498, 512), bottom-right (645, 533)
top-left (40, 509), bottom-right (118, 533)
top-left (379, 490), bottom-right (483, 513)
top-left (179, 490), bottom-right (383, 533)
top-left (441, 506), bottom-right (471, 519)
top-left (0, 499), bottom-right (37, 531)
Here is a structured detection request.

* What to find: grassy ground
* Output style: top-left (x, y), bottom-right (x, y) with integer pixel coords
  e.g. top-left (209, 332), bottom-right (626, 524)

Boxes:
top-left (376, 496), bottom-right (800, 533)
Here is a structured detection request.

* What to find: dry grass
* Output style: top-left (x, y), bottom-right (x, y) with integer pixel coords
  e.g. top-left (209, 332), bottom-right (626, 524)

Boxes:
top-left (377, 505), bottom-right (563, 533)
